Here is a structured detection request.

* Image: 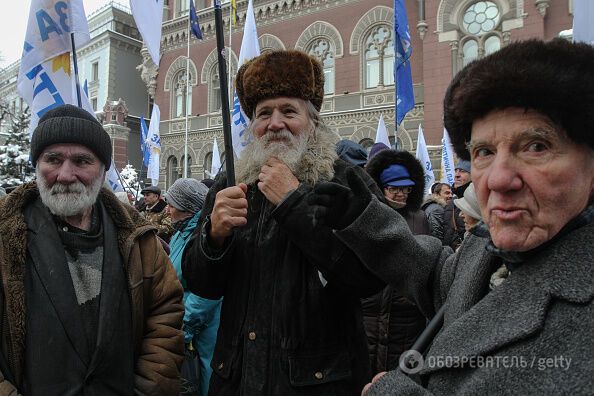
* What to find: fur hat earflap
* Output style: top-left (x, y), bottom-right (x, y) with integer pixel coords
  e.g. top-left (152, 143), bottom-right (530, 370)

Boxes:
top-left (444, 38), bottom-right (594, 160)
top-left (235, 50), bottom-right (324, 119)
top-left (366, 149), bottom-right (426, 212)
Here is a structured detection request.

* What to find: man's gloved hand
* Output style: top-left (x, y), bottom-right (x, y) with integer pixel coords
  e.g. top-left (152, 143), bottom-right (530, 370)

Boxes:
top-left (308, 167), bottom-right (372, 230)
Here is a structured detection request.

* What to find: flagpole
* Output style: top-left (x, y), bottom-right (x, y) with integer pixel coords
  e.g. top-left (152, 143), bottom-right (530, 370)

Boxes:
top-left (70, 33), bottom-right (83, 108)
top-left (214, 0), bottom-right (235, 186)
top-left (228, 1), bottom-right (233, 111)
top-left (184, 9), bottom-right (191, 178)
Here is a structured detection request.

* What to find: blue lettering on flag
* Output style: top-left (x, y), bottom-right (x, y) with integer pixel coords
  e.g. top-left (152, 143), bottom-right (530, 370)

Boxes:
top-left (36, 2), bottom-right (71, 42)
top-left (232, 94), bottom-right (251, 147)
top-left (26, 65), bottom-right (65, 116)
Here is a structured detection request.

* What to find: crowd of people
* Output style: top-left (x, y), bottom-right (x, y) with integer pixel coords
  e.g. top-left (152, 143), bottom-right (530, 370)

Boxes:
top-left (0, 37), bottom-right (592, 395)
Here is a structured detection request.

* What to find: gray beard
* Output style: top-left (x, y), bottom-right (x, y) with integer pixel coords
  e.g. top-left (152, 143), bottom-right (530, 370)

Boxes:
top-left (37, 171), bottom-right (104, 217)
top-left (236, 129), bottom-right (310, 185)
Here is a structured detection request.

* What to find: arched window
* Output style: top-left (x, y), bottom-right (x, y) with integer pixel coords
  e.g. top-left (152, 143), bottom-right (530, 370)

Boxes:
top-left (173, 70), bottom-right (192, 118)
top-left (203, 151), bottom-right (213, 179)
top-left (209, 67), bottom-right (221, 113)
top-left (364, 25), bottom-right (394, 89)
top-left (457, 1), bottom-right (503, 71)
top-left (180, 155), bottom-right (192, 178)
top-left (308, 39), bottom-right (335, 95)
top-left (166, 156), bottom-right (179, 188)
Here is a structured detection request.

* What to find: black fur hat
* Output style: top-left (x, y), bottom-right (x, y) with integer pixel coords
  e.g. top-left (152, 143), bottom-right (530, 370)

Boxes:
top-left (366, 149), bottom-right (425, 212)
top-left (444, 38), bottom-right (594, 160)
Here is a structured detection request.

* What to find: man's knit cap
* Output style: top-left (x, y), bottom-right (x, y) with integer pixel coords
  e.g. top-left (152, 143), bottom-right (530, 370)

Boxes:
top-left (31, 104), bottom-right (112, 166)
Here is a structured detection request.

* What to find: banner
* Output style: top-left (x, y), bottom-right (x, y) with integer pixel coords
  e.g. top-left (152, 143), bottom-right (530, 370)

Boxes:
top-left (140, 116), bottom-right (151, 167)
top-left (415, 124), bottom-right (435, 196)
top-left (374, 114), bottom-right (390, 147)
top-left (18, 0), bottom-right (90, 81)
top-left (573, 0), bottom-right (594, 45)
top-left (146, 104), bottom-right (161, 186)
top-left (231, 0), bottom-right (260, 157)
top-left (441, 128), bottom-right (456, 185)
top-left (130, 0), bottom-right (165, 65)
top-left (210, 137), bottom-right (221, 178)
top-left (394, 0), bottom-right (415, 125)
top-left (189, 0), bottom-right (203, 40)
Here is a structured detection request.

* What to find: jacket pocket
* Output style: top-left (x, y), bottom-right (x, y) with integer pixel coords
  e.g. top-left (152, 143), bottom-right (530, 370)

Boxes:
top-left (210, 338), bottom-right (241, 381)
top-left (288, 350), bottom-right (352, 387)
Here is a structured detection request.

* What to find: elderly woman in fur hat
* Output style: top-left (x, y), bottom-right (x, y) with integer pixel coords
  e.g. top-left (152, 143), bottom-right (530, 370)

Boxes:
top-left (310, 38), bottom-right (594, 395)
top-left (362, 150), bottom-right (431, 375)
top-left (182, 50), bottom-right (385, 395)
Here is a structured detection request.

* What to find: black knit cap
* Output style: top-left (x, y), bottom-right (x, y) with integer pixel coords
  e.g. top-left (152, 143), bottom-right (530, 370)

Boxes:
top-left (31, 104), bottom-right (112, 166)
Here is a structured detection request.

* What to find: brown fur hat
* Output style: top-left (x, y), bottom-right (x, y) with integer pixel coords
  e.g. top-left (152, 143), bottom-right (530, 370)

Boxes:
top-left (235, 50), bottom-right (324, 119)
top-left (444, 38), bottom-right (594, 160)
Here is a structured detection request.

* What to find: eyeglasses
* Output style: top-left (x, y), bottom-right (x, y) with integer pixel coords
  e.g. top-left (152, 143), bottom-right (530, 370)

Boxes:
top-left (384, 186), bottom-right (413, 194)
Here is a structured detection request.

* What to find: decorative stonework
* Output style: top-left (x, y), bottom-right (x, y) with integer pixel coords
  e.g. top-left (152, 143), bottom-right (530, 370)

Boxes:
top-left (349, 6), bottom-right (393, 55)
top-left (534, 0), bottom-right (550, 17)
top-left (200, 48), bottom-right (238, 84)
top-left (295, 21), bottom-right (344, 58)
top-left (137, 47), bottom-right (159, 98)
top-left (259, 34), bottom-right (286, 52)
top-left (164, 56), bottom-right (198, 91)
top-left (417, 20), bottom-right (429, 40)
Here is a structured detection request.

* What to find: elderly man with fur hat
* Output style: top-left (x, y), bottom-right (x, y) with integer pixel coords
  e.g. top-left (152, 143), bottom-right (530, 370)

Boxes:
top-left (310, 39), bottom-right (594, 394)
top-left (0, 104), bottom-right (184, 394)
top-left (182, 50), bottom-right (384, 395)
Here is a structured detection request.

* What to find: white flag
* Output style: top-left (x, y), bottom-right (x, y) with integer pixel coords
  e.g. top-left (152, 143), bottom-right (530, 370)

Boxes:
top-left (210, 137), bottom-right (221, 178)
top-left (231, 0), bottom-right (260, 157)
top-left (441, 128), bottom-right (456, 185)
top-left (130, 0), bottom-right (164, 65)
top-left (106, 160), bottom-right (125, 192)
top-left (374, 114), bottom-right (390, 147)
top-left (573, 0), bottom-right (594, 45)
top-left (147, 104), bottom-right (162, 186)
top-left (18, 0), bottom-right (90, 81)
top-left (415, 124), bottom-right (435, 196)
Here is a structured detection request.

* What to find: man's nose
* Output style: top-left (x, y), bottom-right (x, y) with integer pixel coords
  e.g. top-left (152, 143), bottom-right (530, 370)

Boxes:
top-left (55, 162), bottom-right (78, 184)
top-left (267, 109), bottom-right (285, 131)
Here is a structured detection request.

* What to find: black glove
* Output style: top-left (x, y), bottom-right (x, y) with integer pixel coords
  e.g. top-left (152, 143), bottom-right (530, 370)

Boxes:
top-left (308, 167), bottom-right (372, 230)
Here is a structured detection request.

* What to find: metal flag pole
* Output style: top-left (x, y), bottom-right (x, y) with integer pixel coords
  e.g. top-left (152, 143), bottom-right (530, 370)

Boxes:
top-left (214, 0), bottom-right (235, 186)
top-left (70, 33), bottom-right (83, 107)
top-left (184, 8), bottom-right (191, 178)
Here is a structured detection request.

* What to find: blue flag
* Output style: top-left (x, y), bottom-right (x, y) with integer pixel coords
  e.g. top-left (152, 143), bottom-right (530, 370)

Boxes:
top-left (140, 115), bottom-right (151, 167)
top-left (190, 0), bottom-right (203, 40)
top-left (394, 0), bottom-right (415, 126)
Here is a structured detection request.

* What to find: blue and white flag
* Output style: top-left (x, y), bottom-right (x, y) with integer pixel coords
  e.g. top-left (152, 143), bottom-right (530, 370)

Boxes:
top-left (415, 124), bottom-right (435, 196)
top-left (189, 0), bottom-right (203, 40)
top-left (573, 0), bottom-right (594, 45)
top-left (441, 128), bottom-right (456, 185)
top-left (18, 0), bottom-right (90, 82)
top-left (394, 0), bottom-right (415, 125)
top-left (375, 114), bottom-right (390, 147)
top-left (140, 115), bottom-right (151, 167)
top-left (210, 137), bottom-right (221, 178)
top-left (146, 104), bottom-right (161, 186)
top-left (231, 0), bottom-right (260, 158)
top-left (130, 0), bottom-right (165, 65)
top-left (106, 160), bottom-right (125, 192)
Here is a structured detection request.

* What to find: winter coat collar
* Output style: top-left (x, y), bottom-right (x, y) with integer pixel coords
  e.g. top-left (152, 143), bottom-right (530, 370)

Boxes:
top-left (0, 182), bottom-right (154, 386)
top-left (146, 199), bottom-right (167, 213)
top-left (423, 222), bottom-right (594, 375)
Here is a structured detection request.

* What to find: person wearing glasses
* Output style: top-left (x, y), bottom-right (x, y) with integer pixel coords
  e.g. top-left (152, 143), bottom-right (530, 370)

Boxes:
top-left (361, 150), bottom-right (430, 375)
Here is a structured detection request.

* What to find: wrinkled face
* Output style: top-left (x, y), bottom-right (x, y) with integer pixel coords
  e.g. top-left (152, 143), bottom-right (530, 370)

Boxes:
top-left (166, 205), bottom-right (189, 222)
top-left (460, 210), bottom-right (479, 232)
top-left (383, 185), bottom-right (412, 207)
top-left (252, 97), bottom-right (313, 144)
top-left (454, 169), bottom-right (471, 188)
top-left (36, 143), bottom-right (105, 217)
top-left (439, 185), bottom-right (453, 201)
top-left (470, 108), bottom-right (594, 251)
top-left (143, 192), bottom-right (160, 206)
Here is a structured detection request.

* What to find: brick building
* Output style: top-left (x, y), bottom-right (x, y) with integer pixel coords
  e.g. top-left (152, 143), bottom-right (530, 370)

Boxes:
top-left (146, 0), bottom-right (574, 187)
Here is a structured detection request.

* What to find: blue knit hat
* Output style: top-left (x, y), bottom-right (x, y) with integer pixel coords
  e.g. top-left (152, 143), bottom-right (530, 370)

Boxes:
top-left (379, 164), bottom-right (415, 187)
top-left (455, 159), bottom-right (471, 173)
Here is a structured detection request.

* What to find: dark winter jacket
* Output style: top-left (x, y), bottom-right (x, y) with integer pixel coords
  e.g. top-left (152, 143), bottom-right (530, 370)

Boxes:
top-left (337, 198), bottom-right (594, 395)
top-left (183, 160), bottom-right (385, 395)
top-left (0, 183), bottom-right (185, 395)
top-left (442, 182), bottom-right (469, 249)
top-left (362, 150), bottom-right (430, 373)
top-left (422, 198), bottom-right (446, 241)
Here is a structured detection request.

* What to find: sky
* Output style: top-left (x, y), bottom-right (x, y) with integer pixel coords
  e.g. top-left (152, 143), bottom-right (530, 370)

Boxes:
top-left (0, 0), bottom-right (114, 68)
